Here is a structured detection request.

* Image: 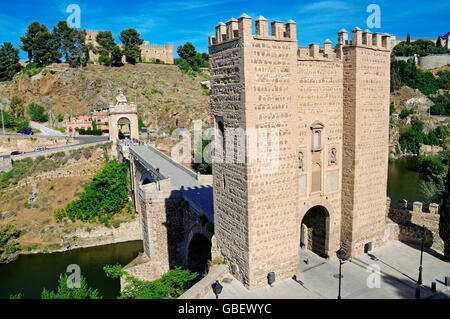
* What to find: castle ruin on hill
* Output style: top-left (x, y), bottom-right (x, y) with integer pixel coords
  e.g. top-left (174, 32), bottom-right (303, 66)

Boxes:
top-left (85, 30), bottom-right (174, 64)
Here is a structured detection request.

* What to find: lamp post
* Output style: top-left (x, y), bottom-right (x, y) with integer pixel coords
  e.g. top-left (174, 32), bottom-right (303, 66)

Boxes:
top-left (417, 225), bottom-right (426, 285)
top-left (336, 248), bottom-right (348, 299)
top-left (1, 104), bottom-right (5, 135)
top-left (212, 280), bottom-right (223, 300)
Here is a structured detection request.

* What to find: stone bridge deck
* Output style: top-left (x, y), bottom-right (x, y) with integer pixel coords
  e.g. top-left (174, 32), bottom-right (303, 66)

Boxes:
top-left (129, 145), bottom-right (214, 222)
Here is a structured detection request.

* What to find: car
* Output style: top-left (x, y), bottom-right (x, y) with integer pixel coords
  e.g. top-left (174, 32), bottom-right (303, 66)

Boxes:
top-left (10, 151), bottom-right (24, 156)
top-left (35, 147), bottom-right (50, 152)
top-left (21, 130), bottom-right (34, 135)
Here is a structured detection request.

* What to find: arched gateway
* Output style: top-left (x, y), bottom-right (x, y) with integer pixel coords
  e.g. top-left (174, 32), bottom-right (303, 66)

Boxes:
top-left (108, 89), bottom-right (139, 142)
top-left (300, 206), bottom-right (330, 258)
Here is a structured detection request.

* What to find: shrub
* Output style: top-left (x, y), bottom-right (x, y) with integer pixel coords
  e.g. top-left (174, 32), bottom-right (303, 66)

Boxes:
top-left (54, 160), bottom-right (130, 224)
top-left (28, 103), bottom-right (48, 122)
top-left (104, 265), bottom-right (198, 299)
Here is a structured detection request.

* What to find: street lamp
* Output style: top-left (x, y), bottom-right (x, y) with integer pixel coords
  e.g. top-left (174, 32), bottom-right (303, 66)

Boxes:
top-left (336, 248), bottom-right (349, 299)
top-left (1, 104), bottom-right (5, 135)
top-left (212, 280), bottom-right (223, 300)
top-left (417, 225), bottom-right (427, 285)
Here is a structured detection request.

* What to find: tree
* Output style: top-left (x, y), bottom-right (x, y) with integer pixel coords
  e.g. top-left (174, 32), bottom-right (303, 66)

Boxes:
top-left (28, 103), bottom-right (48, 122)
top-left (15, 117), bottom-right (30, 133)
top-left (53, 21), bottom-right (85, 68)
top-left (41, 273), bottom-right (102, 299)
top-left (436, 37), bottom-right (443, 48)
top-left (406, 32), bottom-right (411, 44)
top-left (95, 31), bottom-right (116, 65)
top-left (119, 28), bottom-right (143, 64)
top-left (10, 96), bottom-right (25, 118)
top-left (0, 42), bottom-right (22, 82)
top-left (110, 45), bottom-right (123, 66)
top-left (177, 42), bottom-right (197, 66)
top-left (439, 168), bottom-right (450, 262)
top-left (20, 21), bottom-right (61, 66)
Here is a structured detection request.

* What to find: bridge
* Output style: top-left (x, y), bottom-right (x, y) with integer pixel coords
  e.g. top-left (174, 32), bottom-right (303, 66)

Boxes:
top-left (118, 143), bottom-right (216, 281)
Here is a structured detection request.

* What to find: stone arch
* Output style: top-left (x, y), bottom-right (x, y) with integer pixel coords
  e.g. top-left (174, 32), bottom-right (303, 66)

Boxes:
top-left (184, 225), bottom-right (212, 272)
top-left (299, 199), bottom-right (335, 258)
top-left (117, 116), bottom-right (132, 140)
top-left (140, 172), bottom-right (154, 185)
top-left (186, 231), bottom-right (212, 274)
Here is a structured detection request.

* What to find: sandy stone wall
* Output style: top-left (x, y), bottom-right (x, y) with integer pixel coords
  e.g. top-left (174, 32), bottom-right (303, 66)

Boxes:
top-left (386, 198), bottom-right (442, 251)
top-left (341, 30), bottom-right (392, 256)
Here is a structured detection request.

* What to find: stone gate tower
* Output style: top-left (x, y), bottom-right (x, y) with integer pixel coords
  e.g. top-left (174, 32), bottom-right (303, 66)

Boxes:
top-left (209, 14), bottom-right (391, 289)
top-left (108, 89), bottom-right (139, 142)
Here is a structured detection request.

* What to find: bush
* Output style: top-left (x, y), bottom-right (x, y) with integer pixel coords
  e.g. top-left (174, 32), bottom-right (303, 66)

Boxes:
top-left (54, 160), bottom-right (130, 224)
top-left (399, 108), bottom-right (414, 119)
top-left (28, 103), bottom-right (48, 122)
top-left (430, 93), bottom-right (450, 116)
top-left (0, 224), bottom-right (21, 262)
top-left (41, 273), bottom-right (102, 299)
top-left (104, 265), bottom-right (198, 299)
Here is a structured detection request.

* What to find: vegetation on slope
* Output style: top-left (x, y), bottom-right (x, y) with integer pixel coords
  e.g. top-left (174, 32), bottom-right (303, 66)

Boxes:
top-left (54, 160), bottom-right (130, 225)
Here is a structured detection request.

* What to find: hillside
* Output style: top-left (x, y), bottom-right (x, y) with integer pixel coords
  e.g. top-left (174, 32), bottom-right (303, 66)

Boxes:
top-left (0, 63), bottom-right (211, 132)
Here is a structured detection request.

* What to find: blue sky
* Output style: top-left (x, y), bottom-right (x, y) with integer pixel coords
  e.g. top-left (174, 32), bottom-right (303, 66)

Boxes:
top-left (0, 0), bottom-right (449, 59)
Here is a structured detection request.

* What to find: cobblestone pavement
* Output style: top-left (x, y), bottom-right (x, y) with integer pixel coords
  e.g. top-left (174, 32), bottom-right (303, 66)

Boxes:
top-left (203, 241), bottom-right (450, 299)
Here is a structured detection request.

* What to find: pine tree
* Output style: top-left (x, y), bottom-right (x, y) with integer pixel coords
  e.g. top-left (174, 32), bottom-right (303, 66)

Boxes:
top-left (436, 37), bottom-right (443, 48)
top-left (95, 31), bottom-right (116, 65)
top-left (0, 42), bottom-right (22, 82)
top-left (439, 168), bottom-right (450, 262)
top-left (119, 28), bottom-right (143, 64)
top-left (20, 21), bottom-right (61, 66)
top-left (53, 21), bottom-right (86, 68)
top-left (406, 32), bottom-right (411, 44)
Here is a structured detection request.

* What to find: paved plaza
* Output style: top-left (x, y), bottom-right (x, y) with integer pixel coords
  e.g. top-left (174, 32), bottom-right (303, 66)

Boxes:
top-left (204, 241), bottom-right (450, 299)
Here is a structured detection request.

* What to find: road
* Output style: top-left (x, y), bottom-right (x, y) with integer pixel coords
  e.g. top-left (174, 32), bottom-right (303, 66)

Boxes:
top-left (0, 136), bottom-right (109, 159)
top-left (29, 121), bottom-right (65, 136)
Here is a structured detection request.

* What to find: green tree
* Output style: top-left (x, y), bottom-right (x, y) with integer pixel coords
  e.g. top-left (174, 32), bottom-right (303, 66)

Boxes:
top-left (10, 96), bottom-right (25, 118)
top-left (53, 21), bottom-right (86, 68)
top-left (440, 168), bottom-right (450, 261)
top-left (406, 32), bottom-right (411, 44)
top-left (110, 45), bottom-right (123, 67)
top-left (0, 42), bottom-right (22, 82)
top-left (95, 31), bottom-right (116, 65)
top-left (138, 115), bottom-right (146, 131)
top-left (119, 28), bottom-right (143, 64)
top-left (436, 37), bottom-right (443, 48)
top-left (20, 21), bottom-right (61, 66)
top-left (41, 273), bottom-right (102, 299)
top-left (15, 117), bottom-right (30, 133)
top-left (28, 103), bottom-right (48, 122)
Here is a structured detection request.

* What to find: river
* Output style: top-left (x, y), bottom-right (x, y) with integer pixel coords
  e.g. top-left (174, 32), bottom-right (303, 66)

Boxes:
top-left (0, 240), bottom-right (143, 299)
top-left (387, 156), bottom-right (425, 209)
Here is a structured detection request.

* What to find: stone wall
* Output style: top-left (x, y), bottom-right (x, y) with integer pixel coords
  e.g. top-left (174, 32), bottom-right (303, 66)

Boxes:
top-left (394, 54), bottom-right (449, 69)
top-left (386, 198), bottom-right (442, 252)
top-left (0, 135), bottom-right (76, 156)
top-left (0, 156), bottom-right (12, 173)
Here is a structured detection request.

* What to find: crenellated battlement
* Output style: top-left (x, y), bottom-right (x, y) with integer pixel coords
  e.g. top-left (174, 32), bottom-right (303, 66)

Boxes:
top-left (336, 27), bottom-right (391, 50)
top-left (386, 197), bottom-right (440, 214)
top-left (208, 14), bottom-right (297, 46)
